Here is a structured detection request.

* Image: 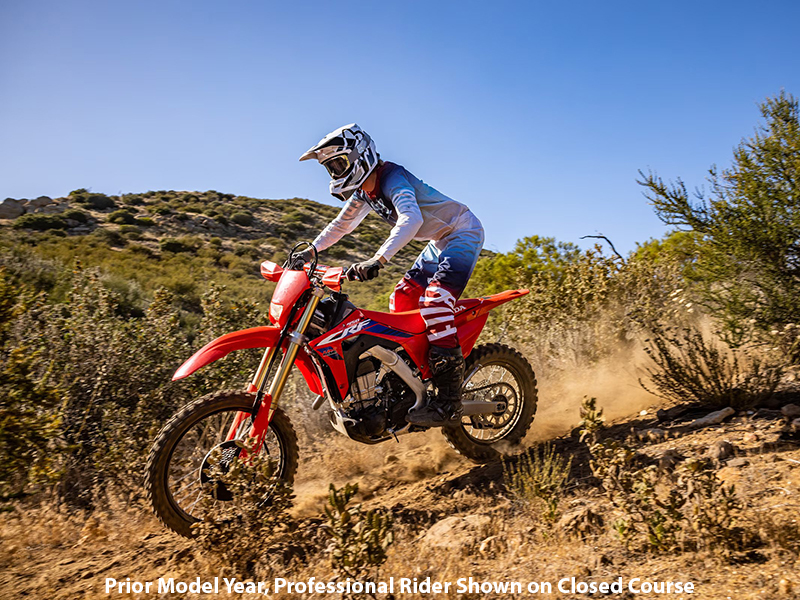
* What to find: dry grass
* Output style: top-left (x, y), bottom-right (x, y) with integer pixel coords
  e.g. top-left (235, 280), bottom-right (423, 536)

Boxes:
top-left (2, 408), bottom-right (798, 600)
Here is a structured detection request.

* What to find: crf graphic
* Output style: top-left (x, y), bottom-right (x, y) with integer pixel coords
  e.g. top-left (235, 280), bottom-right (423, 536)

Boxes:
top-left (318, 319), bottom-right (371, 346)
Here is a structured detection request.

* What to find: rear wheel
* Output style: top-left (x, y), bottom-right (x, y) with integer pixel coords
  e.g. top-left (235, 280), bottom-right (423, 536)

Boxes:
top-left (442, 344), bottom-right (537, 463)
top-left (144, 390), bottom-right (298, 537)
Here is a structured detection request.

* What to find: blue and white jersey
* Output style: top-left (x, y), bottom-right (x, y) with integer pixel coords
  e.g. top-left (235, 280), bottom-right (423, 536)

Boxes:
top-left (311, 162), bottom-right (483, 261)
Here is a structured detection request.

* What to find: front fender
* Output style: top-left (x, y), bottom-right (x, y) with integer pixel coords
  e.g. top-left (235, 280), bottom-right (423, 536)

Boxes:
top-left (173, 326), bottom-right (281, 381)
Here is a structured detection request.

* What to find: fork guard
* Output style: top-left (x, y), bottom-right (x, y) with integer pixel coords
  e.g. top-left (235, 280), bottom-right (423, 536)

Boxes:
top-left (172, 326), bottom-right (323, 396)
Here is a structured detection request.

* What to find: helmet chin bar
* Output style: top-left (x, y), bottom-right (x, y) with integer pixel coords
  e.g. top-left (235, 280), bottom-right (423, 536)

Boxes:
top-left (330, 189), bottom-right (354, 202)
top-left (329, 178), bottom-right (357, 202)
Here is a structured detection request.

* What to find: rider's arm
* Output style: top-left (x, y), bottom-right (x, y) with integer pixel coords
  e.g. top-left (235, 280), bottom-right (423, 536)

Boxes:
top-left (312, 196), bottom-right (371, 252)
top-left (375, 169), bottom-right (423, 262)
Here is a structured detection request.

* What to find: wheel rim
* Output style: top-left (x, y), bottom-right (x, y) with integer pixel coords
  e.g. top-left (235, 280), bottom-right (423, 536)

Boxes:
top-left (165, 407), bottom-right (287, 522)
top-left (460, 360), bottom-right (525, 443)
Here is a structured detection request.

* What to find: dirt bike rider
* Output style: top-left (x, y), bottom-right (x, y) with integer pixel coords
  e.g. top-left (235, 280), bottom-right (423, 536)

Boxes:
top-left (298, 124), bottom-right (485, 428)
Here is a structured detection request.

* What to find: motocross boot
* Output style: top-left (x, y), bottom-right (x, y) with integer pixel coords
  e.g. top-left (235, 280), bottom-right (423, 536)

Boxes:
top-left (406, 345), bottom-right (465, 428)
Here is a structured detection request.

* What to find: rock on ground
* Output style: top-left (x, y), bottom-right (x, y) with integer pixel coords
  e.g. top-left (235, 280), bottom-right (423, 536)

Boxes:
top-left (0, 198), bottom-right (26, 219)
top-left (782, 404), bottom-right (800, 419)
top-left (688, 407), bottom-right (735, 429)
top-left (27, 196), bottom-right (53, 209)
top-left (420, 515), bottom-right (491, 554)
top-left (706, 440), bottom-right (736, 463)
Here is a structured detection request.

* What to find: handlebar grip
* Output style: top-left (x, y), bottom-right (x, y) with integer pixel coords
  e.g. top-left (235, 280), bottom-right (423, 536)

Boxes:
top-left (345, 266), bottom-right (360, 282)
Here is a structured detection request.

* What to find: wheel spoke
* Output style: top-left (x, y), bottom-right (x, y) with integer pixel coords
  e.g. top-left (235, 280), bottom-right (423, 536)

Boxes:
top-left (173, 479), bottom-right (201, 501)
top-left (171, 465), bottom-right (202, 486)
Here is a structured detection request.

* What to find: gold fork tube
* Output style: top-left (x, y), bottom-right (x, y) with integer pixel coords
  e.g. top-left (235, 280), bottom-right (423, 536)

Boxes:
top-left (266, 290), bottom-right (322, 405)
top-left (251, 346), bottom-right (277, 391)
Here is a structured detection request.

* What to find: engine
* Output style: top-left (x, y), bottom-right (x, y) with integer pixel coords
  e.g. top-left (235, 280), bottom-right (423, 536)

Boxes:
top-left (336, 357), bottom-right (417, 443)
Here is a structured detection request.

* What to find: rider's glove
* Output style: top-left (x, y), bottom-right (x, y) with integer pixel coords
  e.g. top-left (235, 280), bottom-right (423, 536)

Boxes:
top-left (349, 258), bottom-right (383, 281)
top-left (289, 248), bottom-right (314, 269)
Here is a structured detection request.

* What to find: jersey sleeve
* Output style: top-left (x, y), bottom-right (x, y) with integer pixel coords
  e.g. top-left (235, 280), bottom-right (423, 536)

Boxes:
top-left (312, 196), bottom-right (371, 252)
top-left (376, 168), bottom-right (423, 261)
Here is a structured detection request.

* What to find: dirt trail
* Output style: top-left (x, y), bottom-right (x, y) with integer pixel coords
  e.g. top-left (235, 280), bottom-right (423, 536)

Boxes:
top-left (2, 399), bottom-right (799, 600)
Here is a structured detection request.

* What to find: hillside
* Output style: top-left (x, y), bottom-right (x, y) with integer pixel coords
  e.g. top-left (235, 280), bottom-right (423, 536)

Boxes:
top-left (0, 189), bottom-right (450, 314)
top-left (2, 183), bottom-right (800, 599)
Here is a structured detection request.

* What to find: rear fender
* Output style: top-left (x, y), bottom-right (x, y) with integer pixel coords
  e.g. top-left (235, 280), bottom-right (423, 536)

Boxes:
top-left (452, 289), bottom-right (528, 359)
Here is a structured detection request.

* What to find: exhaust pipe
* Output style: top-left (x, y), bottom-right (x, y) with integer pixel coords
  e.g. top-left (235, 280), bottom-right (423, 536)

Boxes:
top-left (360, 346), bottom-right (427, 410)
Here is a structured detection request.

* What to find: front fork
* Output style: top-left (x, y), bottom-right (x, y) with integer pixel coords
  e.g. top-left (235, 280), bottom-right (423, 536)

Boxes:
top-left (226, 286), bottom-right (324, 444)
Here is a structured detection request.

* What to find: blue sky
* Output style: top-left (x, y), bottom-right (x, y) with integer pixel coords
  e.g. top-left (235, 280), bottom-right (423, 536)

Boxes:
top-left (2, 0), bottom-right (799, 256)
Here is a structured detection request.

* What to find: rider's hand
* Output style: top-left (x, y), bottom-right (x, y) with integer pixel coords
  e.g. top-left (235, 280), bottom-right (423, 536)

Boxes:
top-left (348, 258), bottom-right (383, 281)
top-left (289, 248), bottom-right (314, 269)
top-left (297, 249), bottom-right (314, 264)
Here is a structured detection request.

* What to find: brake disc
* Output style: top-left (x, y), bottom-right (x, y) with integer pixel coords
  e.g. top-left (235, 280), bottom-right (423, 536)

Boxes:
top-left (199, 440), bottom-right (242, 501)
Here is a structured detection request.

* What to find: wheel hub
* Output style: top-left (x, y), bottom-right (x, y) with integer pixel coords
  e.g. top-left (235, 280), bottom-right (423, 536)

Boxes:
top-left (199, 440), bottom-right (243, 501)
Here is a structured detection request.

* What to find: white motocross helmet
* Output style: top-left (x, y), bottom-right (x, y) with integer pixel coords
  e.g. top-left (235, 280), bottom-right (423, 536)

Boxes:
top-left (299, 124), bottom-right (379, 201)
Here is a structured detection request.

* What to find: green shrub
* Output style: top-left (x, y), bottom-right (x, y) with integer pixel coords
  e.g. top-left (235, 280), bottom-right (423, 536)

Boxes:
top-left (233, 244), bottom-right (260, 259)
top-left (148, 205), bottom-right (172, 216)
top-left (214, 214), bottom-right (229, 225)
top-left (641, 325), bottom-right (784, 409)
top-left (91, 228), bottom-right (127, 247)
top-left (231, 212), bottom-right (254, 227)
top-left (0, 260), bottom-right (265, 506)
top-left (160, 238), bottom-right (196, 254)
top-left (324, 482), bottom-right (394, 580)
top-left (63, 209), bottom-right (89, 223)
top-left (503, 443), bottom-right (572, 522)
top-left (281, 209), bottom-right (306, 224)
top-left (13, 214), bottom-right (67, 231)
top-left (640, 92), bottom-right (800, 349)
top-left (326, 246), bottom-right (349, 259)
top-left (128, 243), bottom-right (155, 257)
top-left (122, 195), bottom-right (144, 206)
top-left (209, 237), bottom-right (223, 247)
top-left (119, 225), bottom-right (141, 239)
top-left (185, 203), bottom-right (206, 214)
top-left (107, 210), bottom-right (137, 225)
top-left (135, 217), bottom-right (155, 227)
top-left (75, 193), bottom-right (116, 210)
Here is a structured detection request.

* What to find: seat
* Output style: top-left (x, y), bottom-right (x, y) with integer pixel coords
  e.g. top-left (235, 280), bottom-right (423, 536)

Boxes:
top-left (359, 297), bottom-right (488, 335)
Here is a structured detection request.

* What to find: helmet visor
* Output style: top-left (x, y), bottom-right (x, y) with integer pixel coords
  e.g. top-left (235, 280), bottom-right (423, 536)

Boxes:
top-left (322, 155), bottom-right (351, 179)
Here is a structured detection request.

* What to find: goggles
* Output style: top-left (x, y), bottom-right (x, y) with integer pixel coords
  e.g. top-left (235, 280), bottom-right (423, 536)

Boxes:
top-left (322, 155), bottom-right (351, 179)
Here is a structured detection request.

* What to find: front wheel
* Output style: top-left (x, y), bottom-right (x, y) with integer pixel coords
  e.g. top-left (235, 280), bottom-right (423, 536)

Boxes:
top-left (144, 390), bottom-right (298, 537)
top-left (442, 344), bottom-right (537, 463)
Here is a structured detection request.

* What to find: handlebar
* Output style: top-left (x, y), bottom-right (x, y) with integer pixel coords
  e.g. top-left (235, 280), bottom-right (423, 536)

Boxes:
top-left (262, 250), bottom-right (362, 292)
top-left (292, 253), bottom-right (361, 283)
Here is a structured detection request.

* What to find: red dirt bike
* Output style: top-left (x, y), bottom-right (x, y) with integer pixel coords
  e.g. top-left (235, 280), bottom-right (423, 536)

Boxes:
top-left (145, 244), bottom-right (537, 537)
